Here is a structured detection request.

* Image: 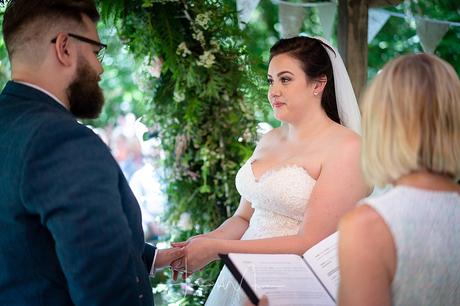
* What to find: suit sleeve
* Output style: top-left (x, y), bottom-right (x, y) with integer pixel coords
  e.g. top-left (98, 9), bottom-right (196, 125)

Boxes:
top-left (20, 119), bottom-right (149, 306)
top-left (143, 242), bottom-right (156, 273)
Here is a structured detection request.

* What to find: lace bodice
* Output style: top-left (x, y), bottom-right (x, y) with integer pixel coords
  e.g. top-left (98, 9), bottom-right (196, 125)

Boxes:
top-left (205, 157), bottom-right (316, 306)
top-left (236, 156), bottom-right (316, 240)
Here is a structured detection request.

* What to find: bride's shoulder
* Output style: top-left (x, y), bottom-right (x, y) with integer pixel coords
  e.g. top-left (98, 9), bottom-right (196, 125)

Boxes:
top-left (333, 123), bottom-right (360, 144)
top-left (325, 124), bottom-right (362, 158)
top-left (257, 126), bottom-right (285, 146)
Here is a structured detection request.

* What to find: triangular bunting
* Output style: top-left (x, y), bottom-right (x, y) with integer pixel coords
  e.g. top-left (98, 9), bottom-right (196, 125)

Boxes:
top-left (237, 0), bottom-right (261, 30)
top-left (316, 3), bottom-right (337, 41)
top-left (279, 2), bottom-right (306, 38)
top-left (416, 18), bottom-right (449, 53)
top-left (368, 9), bottom-right (390, 43)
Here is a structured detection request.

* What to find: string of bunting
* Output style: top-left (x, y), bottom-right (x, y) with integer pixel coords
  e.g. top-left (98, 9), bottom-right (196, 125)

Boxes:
top-left (370, 8), bottom-right (460, 53)
top-left (273, 0), bottom-right (336, 7)
top-left (237, 0), bottom-right (460, 53)
top-left (373, 8), bottom-right (460, 27)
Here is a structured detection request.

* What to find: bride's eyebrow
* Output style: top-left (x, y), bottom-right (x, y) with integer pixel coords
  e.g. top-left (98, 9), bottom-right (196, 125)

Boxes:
top-left (277, 71), bottom-right (294, 77)
top-left (267, 71), bottom-right (294, 78)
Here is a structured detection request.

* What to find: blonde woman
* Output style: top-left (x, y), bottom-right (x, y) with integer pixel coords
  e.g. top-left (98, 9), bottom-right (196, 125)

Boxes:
top-left (338, 54), bottom-right (460, 306)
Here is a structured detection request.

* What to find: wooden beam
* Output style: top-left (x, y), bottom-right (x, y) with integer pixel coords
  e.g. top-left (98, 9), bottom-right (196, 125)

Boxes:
top-left (338, 0), bottom-right (369, 100)
top-left (369, 0), bottom-right (403, 8)
top-left (336, 0), bottom-right (402, 100)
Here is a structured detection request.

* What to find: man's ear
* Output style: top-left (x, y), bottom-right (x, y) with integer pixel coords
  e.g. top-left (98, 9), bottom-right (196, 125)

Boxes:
top-left (313, 75), bottom-right (327, 95)
top-left (53, 33), bottom-right (74, 67)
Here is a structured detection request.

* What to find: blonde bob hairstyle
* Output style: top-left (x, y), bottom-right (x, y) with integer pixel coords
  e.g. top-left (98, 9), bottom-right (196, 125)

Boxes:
top-left (361, 53), bottom-right (460, 187)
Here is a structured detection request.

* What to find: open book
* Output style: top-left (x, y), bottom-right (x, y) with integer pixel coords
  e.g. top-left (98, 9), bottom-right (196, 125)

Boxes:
top-left (219, 232), bottom-right (339, 306)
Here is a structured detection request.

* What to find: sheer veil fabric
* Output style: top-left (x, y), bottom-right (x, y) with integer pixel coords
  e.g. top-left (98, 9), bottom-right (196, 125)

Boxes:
top-left (205, 37), bottom-right (362, 306)
top-left (314, 36), bottom-right (362, 134)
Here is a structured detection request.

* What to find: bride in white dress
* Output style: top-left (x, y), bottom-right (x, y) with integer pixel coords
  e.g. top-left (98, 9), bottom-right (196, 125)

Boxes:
top-left (172, 36), bottom-right (369, 305)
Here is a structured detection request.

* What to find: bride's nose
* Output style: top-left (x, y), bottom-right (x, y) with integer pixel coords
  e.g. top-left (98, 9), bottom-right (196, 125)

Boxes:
top-left (269, 84), bottom-right (281, 98)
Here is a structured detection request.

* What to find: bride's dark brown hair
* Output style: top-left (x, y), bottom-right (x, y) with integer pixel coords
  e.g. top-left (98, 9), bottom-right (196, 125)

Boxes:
top-left (269, 36), bottom-right (340, 124)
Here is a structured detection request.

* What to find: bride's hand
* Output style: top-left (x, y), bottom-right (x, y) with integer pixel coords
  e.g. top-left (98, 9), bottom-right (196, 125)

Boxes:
top-left (181, 236), bottom-right (220, 273)
top-left (172, 268), bottom-right (190, 281)
top-left (170, 234), bottom-right (206, 280)
top-left (171, 233), bottom-right (206, 248)
top-left (170, 234), bottom-right (201, 270)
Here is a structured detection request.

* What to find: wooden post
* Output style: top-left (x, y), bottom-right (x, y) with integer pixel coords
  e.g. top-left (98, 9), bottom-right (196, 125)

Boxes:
top-left (337, 0), bottom-right (403, 100)
top-left (338, 0), bottom-right (369, 100)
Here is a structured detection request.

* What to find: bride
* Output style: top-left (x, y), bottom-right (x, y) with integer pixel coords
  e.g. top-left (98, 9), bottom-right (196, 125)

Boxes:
top-left (172, 36), bottom-right (369, 305)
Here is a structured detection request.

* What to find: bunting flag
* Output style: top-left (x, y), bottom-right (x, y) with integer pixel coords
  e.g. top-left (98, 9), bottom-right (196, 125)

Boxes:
top-left (416, 18), bottom-right (449, 53)
top-left (316, 2), bottom-right (337, 41)
top-left (237, 0), bottom-right (261, 30)
top-left (279, 2), bottom-right (306, 38)
top-left (368, 9), bottom-right (390, 43)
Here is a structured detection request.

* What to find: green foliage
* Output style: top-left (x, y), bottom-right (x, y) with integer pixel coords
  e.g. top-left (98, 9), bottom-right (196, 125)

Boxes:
top-left (97, 0), bottom-right (259, 304)
top-left (86, 25), bottom-right (154, 128)
top-left (0, 7), bottom-right (9, 85)
top-left (368, 1), bottom-right (460, 78)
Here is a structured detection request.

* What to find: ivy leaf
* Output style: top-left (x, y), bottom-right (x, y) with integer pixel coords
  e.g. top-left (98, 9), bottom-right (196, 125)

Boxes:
top-left (142, 0), bottom-right (153, 8)
top-left (199, 185), bottom-right (211, 194)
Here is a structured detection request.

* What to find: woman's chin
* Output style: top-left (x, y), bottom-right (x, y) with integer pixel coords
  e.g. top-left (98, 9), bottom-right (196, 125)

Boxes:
top-left (273, 112), bottom-right (289, 123)
top-left (273, 109), bottom-right (284, 119)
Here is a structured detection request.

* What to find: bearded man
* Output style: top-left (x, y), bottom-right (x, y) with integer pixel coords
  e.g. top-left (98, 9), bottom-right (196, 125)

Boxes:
top-left (0, 1), bottom-right (182, 305)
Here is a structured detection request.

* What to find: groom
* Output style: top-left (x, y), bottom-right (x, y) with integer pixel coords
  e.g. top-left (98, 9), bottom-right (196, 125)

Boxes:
top-left (0, 0), bottom-right (182, 305)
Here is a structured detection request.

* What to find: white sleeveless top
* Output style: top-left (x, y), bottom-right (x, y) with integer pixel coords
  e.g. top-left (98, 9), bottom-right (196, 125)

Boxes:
top-left (363, 186), bottom-right (460, 306)
top-left (205, 156), bottom-right (316, 305)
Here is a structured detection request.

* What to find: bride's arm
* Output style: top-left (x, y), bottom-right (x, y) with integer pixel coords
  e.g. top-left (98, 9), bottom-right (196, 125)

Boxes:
top-left (203, 198), bottom-right (254, 240)
top-left (170, 199), bottom-right (253, 276)
top-left (171, 198), bottom-right (253, 249)
top-left (182, 135), bottom-right (370, 272)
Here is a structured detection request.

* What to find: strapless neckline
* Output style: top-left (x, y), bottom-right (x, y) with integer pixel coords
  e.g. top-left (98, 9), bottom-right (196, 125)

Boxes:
top-left (248, 157), bottom-right (316, 183)
top-left (206, 155), bottom-right (317, 305)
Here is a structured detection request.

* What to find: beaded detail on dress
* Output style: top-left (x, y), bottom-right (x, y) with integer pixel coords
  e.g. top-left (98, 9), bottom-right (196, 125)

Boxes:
top-left (205, 156), bottom-right (316, 306)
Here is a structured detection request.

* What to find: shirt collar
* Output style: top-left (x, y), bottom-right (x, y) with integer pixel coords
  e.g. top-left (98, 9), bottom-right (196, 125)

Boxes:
top-left (14, 81), bottom-right (68, 109)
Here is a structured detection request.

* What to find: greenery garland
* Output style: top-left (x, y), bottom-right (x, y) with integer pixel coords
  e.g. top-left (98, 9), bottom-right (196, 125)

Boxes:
top-left (98, 0), bottom-right (263, 304)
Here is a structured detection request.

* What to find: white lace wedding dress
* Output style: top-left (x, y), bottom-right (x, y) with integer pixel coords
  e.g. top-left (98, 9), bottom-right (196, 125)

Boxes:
top-left (205, 156), bottom-right (316, 306)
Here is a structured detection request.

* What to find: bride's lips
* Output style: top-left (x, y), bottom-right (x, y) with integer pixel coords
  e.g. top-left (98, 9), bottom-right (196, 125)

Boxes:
top-left (272, 101), bottom-right (285, 108)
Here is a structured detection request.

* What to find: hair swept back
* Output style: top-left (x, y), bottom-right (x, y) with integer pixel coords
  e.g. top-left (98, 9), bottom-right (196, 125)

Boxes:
top-left (2, 0), bottom-right (99, 60)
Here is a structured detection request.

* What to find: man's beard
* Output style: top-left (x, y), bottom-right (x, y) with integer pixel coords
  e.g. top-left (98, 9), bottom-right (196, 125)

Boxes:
top-left (67, 57), bottom-right (104, 119)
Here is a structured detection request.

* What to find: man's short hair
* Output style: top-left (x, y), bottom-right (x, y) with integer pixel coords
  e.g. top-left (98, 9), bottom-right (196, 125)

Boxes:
top-left (2, 0), bottom-right (99, 61)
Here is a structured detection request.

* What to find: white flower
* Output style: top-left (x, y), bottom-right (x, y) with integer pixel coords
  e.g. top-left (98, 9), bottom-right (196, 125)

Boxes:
top-left (197, 50), bottom-right (215, 68)
top-left (210, 39), bottom-right (220, 51)
top-left (177, 212), bottom-right (193, 231)
top-left (176, 42), bottom-right (192, 58)
top-left (195, 12), bottom-right (211, 29)
top-left (173, 90), bottom-right (185, 102)
top-left (192, 30), bottom-right (205, 45)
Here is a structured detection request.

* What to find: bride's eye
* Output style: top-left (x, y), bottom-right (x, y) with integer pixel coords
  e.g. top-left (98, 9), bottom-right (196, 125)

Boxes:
top-left (280, 77), bottom-right (291, 84)
top-left (267, 78), bottom-right (273, 86)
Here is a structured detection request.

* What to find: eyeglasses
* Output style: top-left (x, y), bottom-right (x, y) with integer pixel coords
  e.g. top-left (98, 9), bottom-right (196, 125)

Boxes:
top-left (51, 33), bottom-right (107, 62)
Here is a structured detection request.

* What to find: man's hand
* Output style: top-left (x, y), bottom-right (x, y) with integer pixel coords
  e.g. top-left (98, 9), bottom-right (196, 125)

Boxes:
top-left (154, 247), bottom-right (184, 270)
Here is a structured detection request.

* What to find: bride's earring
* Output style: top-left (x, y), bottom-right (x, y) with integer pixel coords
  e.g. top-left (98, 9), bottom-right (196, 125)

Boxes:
top-left (313, 91), bottom-right (319, 96)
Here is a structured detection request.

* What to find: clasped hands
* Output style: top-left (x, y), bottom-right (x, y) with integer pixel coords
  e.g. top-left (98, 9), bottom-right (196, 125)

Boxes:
top-left (167, 235), bottom-right (219, 280)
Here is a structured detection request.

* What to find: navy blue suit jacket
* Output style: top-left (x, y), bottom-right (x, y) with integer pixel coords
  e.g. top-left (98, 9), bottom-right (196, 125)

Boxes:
top-left (0, 82), bottom-right (155, 306)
